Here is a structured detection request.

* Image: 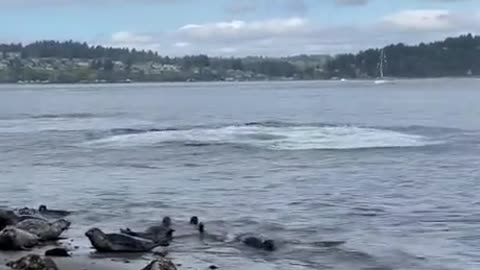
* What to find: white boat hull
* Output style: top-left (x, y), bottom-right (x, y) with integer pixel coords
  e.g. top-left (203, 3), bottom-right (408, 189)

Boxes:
top-left (374, 79), bottom-right (395, 85)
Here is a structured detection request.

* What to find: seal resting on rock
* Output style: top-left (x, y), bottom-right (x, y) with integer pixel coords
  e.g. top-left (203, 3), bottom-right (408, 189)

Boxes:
top-left (86, 227), bottom-right (164, 252)
top-left (38, 205), bottom-right (71, 218)
top-left (0, 226), bottom-right (39, 250)
top-left (16, 219), bottom-right (70, 241)
top-left (140, 259), bottom-right (177, 270)
top-left (6, 254), bottom-right (58, 270)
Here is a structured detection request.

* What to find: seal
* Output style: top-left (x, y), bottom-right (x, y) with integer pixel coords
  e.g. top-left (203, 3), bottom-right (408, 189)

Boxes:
top-left (120, 227), bottom-right (173, 246)
top-left (194, 223), bottom-right (228, 243)
top-left (120, 216), bottom-right (173, 245)
top-left (85, 227), bottom-right (164, 252)
top-left (190, 216), bottom-right (199, 225)
top-left (237, 234), bottom-right (276, 251)
top-left (16, 218), bottom-right (70, 241)
top-left (0, 226), bottom-right (39, 250)
top-left (38, 205), bottom-right (71, 218)
top-left (0, 210), bottom-right (19, 230)
top-left (12, 207), bottom-right (47, 222)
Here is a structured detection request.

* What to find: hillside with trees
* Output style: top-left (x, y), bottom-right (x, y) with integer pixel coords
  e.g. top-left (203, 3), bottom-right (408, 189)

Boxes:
top-left (326, 34), bottom-right (480, 78)
top-left (0, 34), bottom-right (478, 83)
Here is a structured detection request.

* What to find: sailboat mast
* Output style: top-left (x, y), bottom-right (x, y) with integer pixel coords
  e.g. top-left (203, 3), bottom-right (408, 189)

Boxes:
top-left (379, 49), bottom-right (384, 78)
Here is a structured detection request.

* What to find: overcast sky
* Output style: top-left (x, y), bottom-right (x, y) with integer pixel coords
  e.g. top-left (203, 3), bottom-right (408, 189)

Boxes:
top-left (0, 0), bottom-right (478, 56)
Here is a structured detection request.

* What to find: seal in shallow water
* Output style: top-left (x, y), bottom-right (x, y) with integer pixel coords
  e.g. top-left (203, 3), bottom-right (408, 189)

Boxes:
top-left (12, 207), bottom-right (47, 222)
top-left (120, 227), bottom-right (173, 246)
top-left (16, 218), bottom-right (70, 241)
top-left (237, 234), bottom-right (276, 251)
top-left (120, 216), bottom-right (173, 245)
top-left (86, 227), bottom-right (163, 252)
top-left (38, 205), bottom-right (71, 218)
top-left (0, 226), bottom-right (39, 250)
top-left (190, 216), bottom-right (199, 225)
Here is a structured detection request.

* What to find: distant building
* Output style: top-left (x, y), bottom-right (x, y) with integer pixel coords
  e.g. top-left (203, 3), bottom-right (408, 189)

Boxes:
top-left (5, 52), bottom-right (21, 59)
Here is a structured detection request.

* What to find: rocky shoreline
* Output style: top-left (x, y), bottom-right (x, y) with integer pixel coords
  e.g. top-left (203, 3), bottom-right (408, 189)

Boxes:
top-left (0, 207), bottom-right (218, 270)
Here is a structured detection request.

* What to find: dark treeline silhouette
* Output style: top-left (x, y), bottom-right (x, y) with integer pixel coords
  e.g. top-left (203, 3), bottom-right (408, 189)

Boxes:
top-left (1, 35), bottom-right (476, 83)
top-left (0, 41), bottom-right (319, 82)
top-left (326, 34), bottom-right (480, 78)
top-left (1, 40), bottom-right (159, 62)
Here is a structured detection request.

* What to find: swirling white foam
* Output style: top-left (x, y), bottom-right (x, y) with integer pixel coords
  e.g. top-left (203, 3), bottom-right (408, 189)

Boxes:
top-left (82, 125), bottom-right (436, 150)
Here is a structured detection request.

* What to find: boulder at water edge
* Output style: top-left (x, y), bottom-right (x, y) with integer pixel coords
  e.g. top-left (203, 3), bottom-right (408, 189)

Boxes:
top-left (6, 254), bottom-right (58, 270)
top-left (140, 259), bottom-right (177, 270)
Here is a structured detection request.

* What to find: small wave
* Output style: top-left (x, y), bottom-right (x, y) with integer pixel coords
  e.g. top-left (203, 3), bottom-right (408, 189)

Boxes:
top-left (82, 123), bottom-right (439, 151)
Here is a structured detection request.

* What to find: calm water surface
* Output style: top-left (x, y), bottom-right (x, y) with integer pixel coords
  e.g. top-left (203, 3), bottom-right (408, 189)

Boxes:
top-left (0, 79), bottom-right (479, 270)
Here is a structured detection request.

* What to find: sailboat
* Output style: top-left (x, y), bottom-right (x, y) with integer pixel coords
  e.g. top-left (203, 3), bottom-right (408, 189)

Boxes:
top-left (374, 49), bottom-right (394, 85)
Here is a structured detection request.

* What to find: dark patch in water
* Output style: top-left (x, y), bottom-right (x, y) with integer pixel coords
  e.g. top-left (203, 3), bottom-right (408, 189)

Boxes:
top-left (183, 163), bottom-right (201, 167)
top-left (312, 241), bottom-right (346, 248)
top-left (30, 113), bottom-right (98, 119)
top-left (109, 128), bottom-right (177, 136)
top-left (352, 207), bottom-right (386, 213)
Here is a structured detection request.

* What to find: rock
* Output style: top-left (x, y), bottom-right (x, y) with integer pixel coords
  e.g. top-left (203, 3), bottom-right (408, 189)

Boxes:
top-left (140, 259), bottom-right (177, 270)
top-left (6, 254), bottom-right (58, 270)
top-left (209, 265), bottom-right (218, 269)
top-left (153, 247), bottom-right (168, 257)
top-left (45, 248), bottom-right (70, 257)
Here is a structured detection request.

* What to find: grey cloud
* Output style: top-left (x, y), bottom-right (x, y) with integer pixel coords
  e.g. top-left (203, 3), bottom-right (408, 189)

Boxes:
top-left (336, 0), bottom-right (369, 6)
top-left (225, 0), bottom-right (308, 16)
top-left (335, 0), bottom-right (470, 6)
top-left (100, 8), bottom-right (479, 57)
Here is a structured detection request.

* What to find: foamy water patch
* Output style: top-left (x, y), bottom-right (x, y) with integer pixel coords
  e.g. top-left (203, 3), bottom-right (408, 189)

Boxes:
top-left (82, 124), bottom-right (438, 150)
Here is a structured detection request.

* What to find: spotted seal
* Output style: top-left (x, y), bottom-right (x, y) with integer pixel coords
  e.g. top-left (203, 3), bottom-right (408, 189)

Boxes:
top-left (86, 227), bottom-right (164, 252)
top-left (0, 226), bottom-right (39, 250)
top-left (16, 218), bottom-right (70, 241)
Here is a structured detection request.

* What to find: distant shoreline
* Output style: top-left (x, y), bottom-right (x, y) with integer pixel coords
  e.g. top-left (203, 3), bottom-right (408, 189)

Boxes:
top-left (0, 76), bottom-right (479, 87)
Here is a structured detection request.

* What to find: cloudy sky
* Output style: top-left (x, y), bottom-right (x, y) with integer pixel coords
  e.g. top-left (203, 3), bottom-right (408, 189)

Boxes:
top-left (0, 0), bottom-right (478, 56)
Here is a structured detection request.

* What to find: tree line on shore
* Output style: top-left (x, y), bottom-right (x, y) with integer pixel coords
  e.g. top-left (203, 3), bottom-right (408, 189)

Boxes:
top-left (0, 34), bottom-right (478, 83)
top-left (326, 34), bottom-right (480, 78)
